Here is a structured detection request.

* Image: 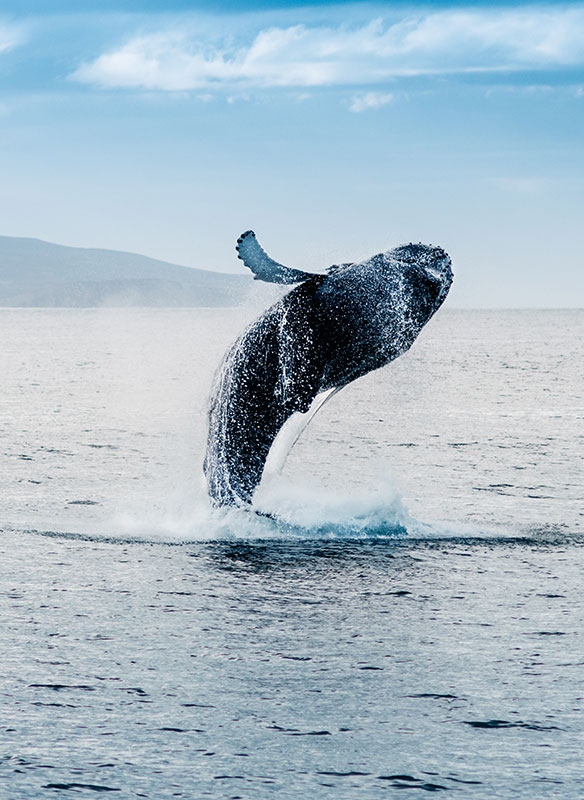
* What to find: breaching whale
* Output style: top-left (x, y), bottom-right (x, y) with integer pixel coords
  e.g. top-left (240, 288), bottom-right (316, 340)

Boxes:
top-left (204, 230), bottom-right (453, 507)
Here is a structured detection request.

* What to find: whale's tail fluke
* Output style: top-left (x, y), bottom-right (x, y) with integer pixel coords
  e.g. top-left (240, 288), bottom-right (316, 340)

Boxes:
top-left (236, 230), bottom-right (316, 285)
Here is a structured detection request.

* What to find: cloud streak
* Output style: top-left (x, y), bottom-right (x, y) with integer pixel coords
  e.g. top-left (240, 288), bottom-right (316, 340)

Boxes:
top-left (72, 5), bottom-right (584, 91)
top-left (0, 22), bottom-right (23, 54)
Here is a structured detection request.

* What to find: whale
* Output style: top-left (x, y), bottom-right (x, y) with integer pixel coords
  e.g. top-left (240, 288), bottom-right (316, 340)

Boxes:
top-left (204, 230), bottom-right (453, 507)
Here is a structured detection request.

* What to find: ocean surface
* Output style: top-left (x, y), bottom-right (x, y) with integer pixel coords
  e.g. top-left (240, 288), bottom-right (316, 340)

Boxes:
top-left (1, 307), bottom-right (583, 798)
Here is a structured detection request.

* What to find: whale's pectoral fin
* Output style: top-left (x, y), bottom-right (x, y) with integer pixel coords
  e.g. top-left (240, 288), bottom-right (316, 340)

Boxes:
top-left (236, 230), bottom-right (317, 285)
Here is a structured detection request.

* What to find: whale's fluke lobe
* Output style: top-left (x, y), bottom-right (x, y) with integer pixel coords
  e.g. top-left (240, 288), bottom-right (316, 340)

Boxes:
top-left (236, 230), bottom-right (315, 285)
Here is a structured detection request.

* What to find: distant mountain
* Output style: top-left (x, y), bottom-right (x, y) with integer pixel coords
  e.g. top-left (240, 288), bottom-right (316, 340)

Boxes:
top-left (0, 236), bottom-right (252, 307)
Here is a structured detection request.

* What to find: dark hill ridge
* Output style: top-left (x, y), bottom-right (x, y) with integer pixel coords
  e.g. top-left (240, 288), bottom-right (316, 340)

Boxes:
top-left (0, 235), bottom-right (252, 307)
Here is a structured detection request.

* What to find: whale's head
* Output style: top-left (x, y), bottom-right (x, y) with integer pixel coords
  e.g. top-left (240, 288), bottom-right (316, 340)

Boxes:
top-left (390, 242), bottom-right (453, 311)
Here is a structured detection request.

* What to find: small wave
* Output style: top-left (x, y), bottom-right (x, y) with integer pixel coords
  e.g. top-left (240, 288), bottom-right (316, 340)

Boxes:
top-left (5, 475), bottom-right (412, 544)
top-left (4, 476), bottom-right (581, 547)
top-left (105, 476), bottom-right (413, 543)
top-left (252, 476), bottom-right (412, 537)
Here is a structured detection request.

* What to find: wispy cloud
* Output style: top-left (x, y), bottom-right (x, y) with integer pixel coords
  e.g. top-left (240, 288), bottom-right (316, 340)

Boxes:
top-left (0, 21), bottom-right (24, 54)
top-left (349, 91), bottom-right (394, 112)
top-left (72, 6), bottom-right (584, 92)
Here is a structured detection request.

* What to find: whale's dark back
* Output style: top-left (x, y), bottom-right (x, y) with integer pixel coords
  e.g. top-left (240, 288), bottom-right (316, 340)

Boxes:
top-left (204, 248), bottom-right (452, 507)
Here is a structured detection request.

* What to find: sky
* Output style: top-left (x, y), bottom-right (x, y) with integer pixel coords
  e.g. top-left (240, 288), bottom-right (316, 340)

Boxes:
top-left (0, 1), bottom-right (583, 307)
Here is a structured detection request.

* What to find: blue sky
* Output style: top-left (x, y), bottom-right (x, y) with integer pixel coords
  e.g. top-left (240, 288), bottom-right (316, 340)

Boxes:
top-left (1, 1), bottom-right (583, 306)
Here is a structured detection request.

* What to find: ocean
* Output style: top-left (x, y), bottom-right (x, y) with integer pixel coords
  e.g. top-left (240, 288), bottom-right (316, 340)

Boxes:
top-left (1, 307), bottom-right (583, 798)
